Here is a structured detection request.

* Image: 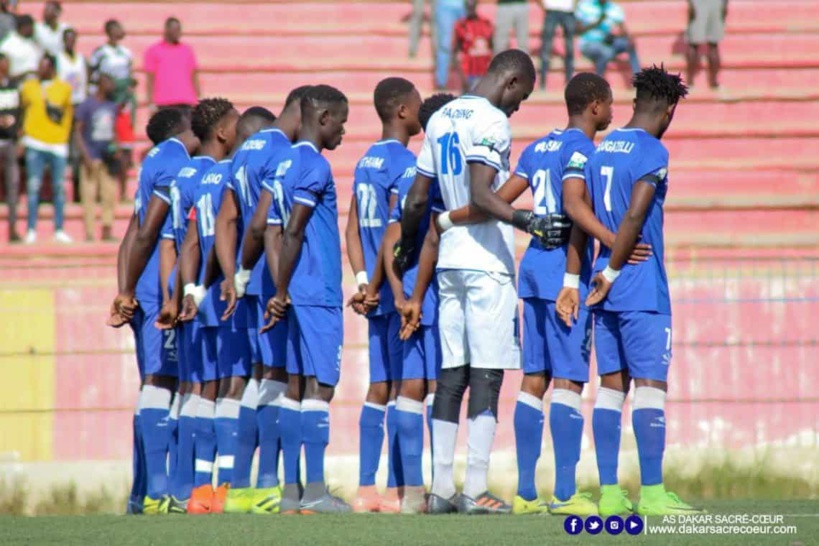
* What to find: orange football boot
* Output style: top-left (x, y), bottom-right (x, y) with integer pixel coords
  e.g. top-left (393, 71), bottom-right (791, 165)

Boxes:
top-left (211, 484), bottom-right (229, 514)
top-left (351, 485), bottom-right (381, 513)
top-left (187, 484), bottom-right (214, 514)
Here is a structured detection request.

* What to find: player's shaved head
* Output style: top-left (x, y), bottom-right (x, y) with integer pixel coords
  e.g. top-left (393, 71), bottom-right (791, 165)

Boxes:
top-left (486, 49), bottom-right (536, 86)
top-left (191, 97), bottom-right (236, 141)
top-left (301, 84), bottom-right (348, 151)
top-left (301, 84), bottom-right (348, 115)
top-left (373, 77), bottom-right (417, 123)
top-left (419, 93), bottom-right (456, 131)
top-left (482, 49), bottom-right (536, 117)
top-left (284, 85), bottom-right (313, 113)
top-left (236, 106), bottom-right (276, 142)
top-left (565, 73), bottom-right (612, 116)
top-left (633, 65), bottom-right (688, 114)
top-left (146, 107), bottom-right (190, 145)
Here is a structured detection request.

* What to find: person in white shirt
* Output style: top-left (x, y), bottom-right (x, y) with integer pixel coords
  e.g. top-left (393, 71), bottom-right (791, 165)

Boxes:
top-left (0, 14), bottom-right (42, 81)
top-left (539, 0), bottom-right (576, 90)
top-left (35, 1), bottom-right (69, 57)
top-left (397, 49), bottom-right (570, 515)
top-left (57, 28), bottom-right (86, 107)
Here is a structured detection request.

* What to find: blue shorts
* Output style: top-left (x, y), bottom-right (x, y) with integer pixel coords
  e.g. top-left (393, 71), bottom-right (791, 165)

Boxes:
top-left (257, 295), bottom-right (287, 369)
top-left (522, 298), bottom-right (592, 383)
top-left (131, 304), bottom-right (177, 378)
top-left (183, 320), bottom-right (213, 384)
top-left (286, 306), bottom-right (343, 387)
top-left (367, 313), bottom-right (402, 383)
top-left (201, 325), bottom-right (252, 380)
top-left (593, 310), bottom-right (672, 382)
top-left (246, 295), bottom-right (262, 365)
top-left (402, 324), bottom-right (441, 381)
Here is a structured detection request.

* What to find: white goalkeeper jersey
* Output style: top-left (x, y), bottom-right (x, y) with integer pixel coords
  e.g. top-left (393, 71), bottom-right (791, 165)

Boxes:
top-left (416, 95), bottom-right (516, 275)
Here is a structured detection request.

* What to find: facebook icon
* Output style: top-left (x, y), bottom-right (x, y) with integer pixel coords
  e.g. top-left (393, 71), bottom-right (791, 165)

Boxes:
top-left (564, 515), bottom-right (583, 535)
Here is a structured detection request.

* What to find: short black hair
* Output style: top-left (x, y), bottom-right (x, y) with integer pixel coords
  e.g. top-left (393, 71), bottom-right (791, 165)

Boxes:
top-left (63, 27), bottom-right (76, 39)
top-left (41, 53), bottom-right (57, 70)
top-left (17, 14), bottom-right (34, 28)
top-left (373, 77), bottom-right (416, 123)
top-left (565, 73), bottom-right (611, 116)
top-left (487, 49), bottom-right (536, 84)
top-left (241, 106), bottom-right (276, 123)
top-left (146, 107), bottom-right (189, 145)
top-left (301, 85), bottom-right (348, 114)
top-left (633, 64), bottom-right (689, 112)
top-left (46, 1), bottom-right (62, 10)
top-left (191, 97), bottom-right (235, 141)
top-left (284, 85), bottom-right (313, 109)
top-left (419, 93), bottom-right (456, 131)
top-left (236, 106), bottom-right (276, 140)
top-left (165, 17), bottom-right (180, 27)
top-left (104, 19), bottom-right (119, 34)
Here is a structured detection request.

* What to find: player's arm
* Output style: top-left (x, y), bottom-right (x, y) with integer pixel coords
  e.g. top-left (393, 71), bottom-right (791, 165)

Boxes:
top-left (344, 193), bottom-right (369, 293)
top-left (264, 203), bottom-right (312, 328)
top-left (441, 174), bottom-right (528, 228)
top-left (108, 213), bottom-right (138, 327)
top-left (178, 218), bottom-right (203, 322)
top-left (556, 223), bottom-right (588, 327)
top-left (400, 218), bottom-right (440, 340)
top-left (202, 247), bottom-right (222, 289)
top-left (215, 186), bottom-right (241, 317)
top-left (399, 171), bottom-right (433, 252)
top-left (158, 236), bottom-right (176, 306)
top-left (381, 221), bottom-right (404, 309)
top-left (240, 188), bottom-right (272, 272)
top-left (263, 224), bottom-right (283, 292)
top-left (586, 180), bottom-right (656, 306)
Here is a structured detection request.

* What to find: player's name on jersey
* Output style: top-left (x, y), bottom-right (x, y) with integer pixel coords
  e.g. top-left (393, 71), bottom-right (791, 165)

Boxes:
top-left (597, 140), bottom-right (635, 154)
top-left (242, 138), bottom-right (266, 151)
top-left (358, 156), bottom-right (385, 170)
top-left (535, 140), bottom-right (563, 153)
top-left (202, 172), bottom-right (224, 185)
top-left (441, 106), bottom-right (475, 120)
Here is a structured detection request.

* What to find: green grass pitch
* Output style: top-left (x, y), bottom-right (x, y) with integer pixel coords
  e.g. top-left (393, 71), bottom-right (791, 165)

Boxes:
top-left (1, 500), bottom-right (816, 546)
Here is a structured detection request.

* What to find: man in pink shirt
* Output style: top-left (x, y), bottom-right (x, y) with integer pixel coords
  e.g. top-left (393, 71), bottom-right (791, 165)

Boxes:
top-left (144, 17), bottom-right (200, 112)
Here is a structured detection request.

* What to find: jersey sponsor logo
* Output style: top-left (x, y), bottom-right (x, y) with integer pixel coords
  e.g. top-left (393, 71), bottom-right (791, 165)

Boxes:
top-left (535, 140), bottom-right (563, 153)
top-left (202, 172), bottom-right (223, 185)
top-left (597, 140), bottom-right (635, 154)
top-left (402, 166), bottom-right (416, 179)
top-left (357, 156), bottom-right (385, 170)
top-left (241, 138), bottom-right (266, 151)
top-left (177, 167), bottom-right (198, 178)
top-left (441, 106), bottom-right (474, 120)
top-left (566, 151), bottom-right (589, 169)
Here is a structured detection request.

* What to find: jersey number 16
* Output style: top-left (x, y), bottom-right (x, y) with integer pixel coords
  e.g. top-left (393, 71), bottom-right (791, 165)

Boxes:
top-left (437, 132), bottom-right (463, 176)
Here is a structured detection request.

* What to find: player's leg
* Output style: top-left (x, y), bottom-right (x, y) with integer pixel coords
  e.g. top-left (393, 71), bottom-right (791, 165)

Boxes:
top-left (253, 295), bottom-right (289, 514)
top-left (295, 306), bottom-right (351, 514)
top-left (138, 304), bottom-right (178, 514)
top-left (126, 315), bottom-right (146, 514)
top-left (545, 303), bottom-right (597, 516)
top-left (513, 298), bottom-right (550, 514)
top-left (167, 321), bottom-right (195, 511)
top-left (279, 309), bottom-right (305, 515)
top-left (706, 42), bottom-right (720, 89)
top-left (562, 12), bottom-right (576, 84)
top-left (621, 312), bottom-right (704, 515)
top-left (192, 323), bottom-right (218, 513)
top-left (579, 41), bottom-right (610, 77)
top-left (706, 1), bottom-right (725, 88)
top-left (383, 312), bottom-right (405, 512)
top-left (428, 270), bottom-right (469, 513)
top-left (591, 310), bottom-right (632, 517)
top-left (353, 316), bottom-right (391, 512)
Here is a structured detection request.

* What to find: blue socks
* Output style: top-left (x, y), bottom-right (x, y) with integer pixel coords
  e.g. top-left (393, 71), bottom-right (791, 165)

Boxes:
top-left (215, 397), bottom-right (241, 486)
top-left (257, 379), bottom-right (286, 489)
top-left (233, 378), bottom-right (258, 489)
top-left (633, 386), bottom-right (667, 487)
top-left (396, 397), bottom-right (425, 487)
top-left (550, 389), bottom-right (584, 502)
top-left (280, 397), bottom-right (302, 485)
top-left (513, 392), bottom-right (543, 501)
top-left (386, 402), bottom-right (404, 488)
top-left (358, 402), bottom-right (386, 487)
top-left (167, 394), bottom-right (180, 486)
top-left (194, 398), bottom-right (216, 487)
top-left (593, 387), bottom-right (626, 486)
top-left (139, 385), bottom-right (173, 500)
top-left (173, 393), bottom-right (198, 500)
top-left (301, 399), bottom-right (330, 485)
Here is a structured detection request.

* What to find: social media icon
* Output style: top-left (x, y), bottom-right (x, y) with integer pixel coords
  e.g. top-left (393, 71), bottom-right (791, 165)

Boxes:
top-left (605, 515), bottom-right (624, 535)
top-left (626, 514), bottom-right (644, 535)
top-left (564, 515), bottom-right (584, 535)
top-left (585, 515), bottom-right (603, 535)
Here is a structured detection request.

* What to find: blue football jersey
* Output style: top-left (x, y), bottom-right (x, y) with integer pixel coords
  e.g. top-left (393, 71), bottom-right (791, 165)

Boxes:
top-left (516, 128), bottom-right (595, 302)
top-left (165, 156), bottom-right (217, 252)
top-left (133, 138), bottom-right (191, 304)
top-left (192, 158), bottom-right (247, 328)
top-left (263, 141), bottom-right (343, 307)
top-left (353, 140), bottom-right (415, 316)
top-left (587, 128), bottom-right (671, 314)
top-left (389, 169), bottom-right (444, 326)
top-left (229, 128), bottom-right (292, 297)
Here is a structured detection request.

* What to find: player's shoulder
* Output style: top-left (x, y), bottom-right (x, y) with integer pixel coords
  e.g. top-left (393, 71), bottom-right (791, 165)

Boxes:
top-left (295, 141), bottom-right (330, 173)
top-left (635, 131), bottom-right (669, 161)
top-left (563, 129), bottom-right (596, 157)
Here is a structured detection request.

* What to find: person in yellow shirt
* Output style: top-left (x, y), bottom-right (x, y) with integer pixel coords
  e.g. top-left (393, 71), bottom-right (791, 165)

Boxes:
top-left (20, 53), bottom-right (73, 243)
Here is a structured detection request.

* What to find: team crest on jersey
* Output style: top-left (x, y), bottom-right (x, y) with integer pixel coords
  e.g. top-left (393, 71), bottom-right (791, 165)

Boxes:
top-left (567, 151), bottom-right (589, 169)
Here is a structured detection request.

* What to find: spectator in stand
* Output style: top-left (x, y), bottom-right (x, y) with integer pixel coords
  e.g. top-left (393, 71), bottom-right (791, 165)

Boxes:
top-left (454, 0), bottom-right (493, 92)
top-left (35, 1), bottom-right (69, 57)
top-left (89, 19), bottom-right (134, 200)
top-left (0, 1), bottom-right (18, 42)
top-left (575, 0), bottom-right (640, 78)
top-left (57, 28), bottom-right (87, 203)
top-left (75, 73), bottom-right (117, 242)
top-left (686, 0), bottom-right (727, 89)
top-left (433, 0), bottom-right (466, 90)
top-left (20, 53), bottom-right (73, 244)
top-left (0, 14), bottom-right (41, 81)
top-left (408, 0), bottom-right (436, 59)
top-left (538, 0), bottom-right (576, 90)
top-left (493, 0), bottom-right (528, 55)
top-left (0, 52), bottom-right (20, 242)
top-left (144, 17), bottom-right (200, 112)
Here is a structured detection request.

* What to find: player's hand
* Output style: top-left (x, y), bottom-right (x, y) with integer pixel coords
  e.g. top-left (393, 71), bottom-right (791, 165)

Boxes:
top-left (399, 299), bottom-right (422, 341)
top-left (394, 294), bottom-right (407, 315)
top-left (627, 243), bottom-right (652, 265)
top-left (178, 295), bottom-right (199, 322)
top-left (260, 293), bottom-right (291, 333)
top-left (556, 287), bottom-right (580, 328)
top-left (220, 278), bottom-right (237, 321)
top-left (155, 299), bottom-right (179, 329)
top-left (106, 301), bottom-right (129, 328)
top-left (586, 272), bottom-right (613, 307)
top-left (392, 238), bottom-right (416, 276)
top-left (513, 211), bottom-right (572, 250)
top-left (234, 268), bottom-right (251, 299)
top-left (346, 291), bottom-right (370, 316)
top-left (113, 293), bottom-right (138, 319)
